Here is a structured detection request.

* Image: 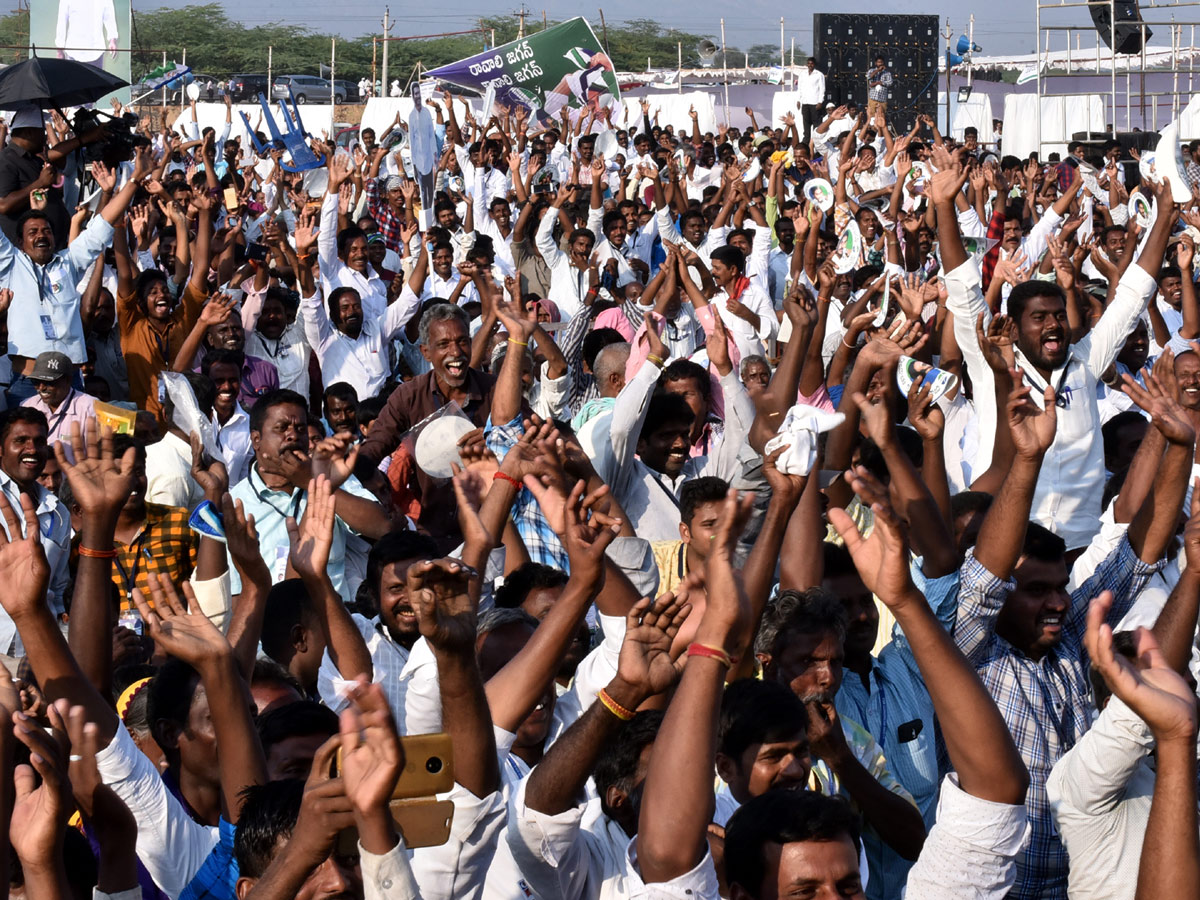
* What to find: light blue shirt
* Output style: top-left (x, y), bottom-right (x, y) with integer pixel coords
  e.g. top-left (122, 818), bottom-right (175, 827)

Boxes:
top-left (226, 464), bottom-right (373, 602)
top-left (0, 467), bottom-right (71, 654)
top-left (834, 568), bottom-right (960, 900)
top-left (0, 214), bottom-right (114, 363)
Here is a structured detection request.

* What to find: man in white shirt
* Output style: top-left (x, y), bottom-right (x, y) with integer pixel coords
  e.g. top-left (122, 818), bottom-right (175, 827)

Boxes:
top-left (536, 184), bottom-right (600, 318)
top-left (320, 156), bottom-right (390, 319)
top-left (941, 157), bottom-right (1174, 550)
top-left (300, 284), bottom-right (413, 401)
top-left (798, 58), bottom-right (827, 145)
top-left (707, 245), bottom-right (777, 359)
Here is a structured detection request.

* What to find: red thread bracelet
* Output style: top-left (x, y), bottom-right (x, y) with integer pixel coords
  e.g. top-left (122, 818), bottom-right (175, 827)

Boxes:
top-left (493, 471), bottom-right (523, 490)
top-left (687, 642), bottom-right (735, 668)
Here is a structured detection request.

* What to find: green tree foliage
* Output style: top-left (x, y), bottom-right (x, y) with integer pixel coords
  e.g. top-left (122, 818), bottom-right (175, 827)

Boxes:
top-left (121, 5), bottom-right (718, 81)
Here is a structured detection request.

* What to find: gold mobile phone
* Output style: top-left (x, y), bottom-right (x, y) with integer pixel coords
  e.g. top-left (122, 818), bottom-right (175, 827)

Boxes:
top-left (335, 732), bottom-right (455, 799)
top-left (335, 797), bottom-right (454, 854)
top-left (223, 186), bottom-right (240, 211)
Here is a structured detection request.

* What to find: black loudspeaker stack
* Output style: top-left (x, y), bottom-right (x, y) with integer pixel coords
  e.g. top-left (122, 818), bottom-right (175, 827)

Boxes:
top-left (812, 14), bottom-right (940, 133)
top-left (1089, 0), bottom-right (1152, 54)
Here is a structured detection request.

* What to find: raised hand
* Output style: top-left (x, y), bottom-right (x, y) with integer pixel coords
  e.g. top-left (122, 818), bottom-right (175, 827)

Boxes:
top-left (190, 432), bottom-right (229, 502)
top-left (612, 593), bottom-right (691, 702)
top-left (339, 680), bottom-right (403, 850)
top-left (408, 558), bottom-right (477, 654)
top-left (311, 432), bottom-right (358, 490)
top-left (10, 700), bottom-right (71, 868)
top-left (64, 703), bottom-right (136, 837)
top-left (975, 312), bottom-right (1018, 374)
top-left (561, 481), bottom-right (621, 590)
top-left (830, 464), bottom-right (918, 604)
top-left (285, 475), bottom-right (336, 580)
top-left (1085, 591), bottom-right (1197, 743)
top-left (0, 490), bottom-right (50, 621)
top-left (131, 573), bottom-right (231, 665)
top-left (1006, 373), bottom-right (1058, 459)
top-left (695, 489), bottom-right (756, 655)
top-left (1122, 349), bottom-right (1196, 447)
top-left (54, 420), bottom-right (137, 519)
top-left (906, 376), bottom-right (946, 442)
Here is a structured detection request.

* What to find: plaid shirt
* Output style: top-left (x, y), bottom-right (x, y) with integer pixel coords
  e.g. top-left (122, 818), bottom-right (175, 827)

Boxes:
top-left (485, 415), bottom-right (569, 571)
top-left (867, 67), bottom-right (893, 102)
top-left (105, 503), bottom-right (199, 612)
top-left (953, 537), bottom-right (1157, 900)
top-left (365, 177), bottom-right (407, 254)
top-left (179, 817), bottom-right (238, 900)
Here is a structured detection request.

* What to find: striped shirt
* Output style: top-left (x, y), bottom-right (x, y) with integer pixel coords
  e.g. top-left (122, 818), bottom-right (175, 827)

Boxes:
top-left (952, 537), bottom-right (1157, 900)
top-left (867, 67), bottom-right (893, 102)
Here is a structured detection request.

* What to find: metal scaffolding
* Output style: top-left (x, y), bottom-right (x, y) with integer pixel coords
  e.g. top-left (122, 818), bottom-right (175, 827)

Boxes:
top-left (1035, 0), bottom-right (1200, 152)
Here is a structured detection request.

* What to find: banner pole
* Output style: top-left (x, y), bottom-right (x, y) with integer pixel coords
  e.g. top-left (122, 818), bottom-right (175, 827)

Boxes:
top-left (720, 18), bottom-right (729, 127)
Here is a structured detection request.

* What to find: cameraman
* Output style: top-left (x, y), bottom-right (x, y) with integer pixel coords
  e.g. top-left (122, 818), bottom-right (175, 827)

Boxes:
top-left (0, 107), bottom-right (104, 250)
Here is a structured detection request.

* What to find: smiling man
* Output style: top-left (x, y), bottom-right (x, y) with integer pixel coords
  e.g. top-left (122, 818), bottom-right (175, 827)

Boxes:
top-left (940, 161), bottom-right (1176, 551)
top-left (356, 303), bottom-right (503, 552)
top-left (0, 407), bottom-right (70, 652)
top-left (19, 350), bottom-right (97, 448)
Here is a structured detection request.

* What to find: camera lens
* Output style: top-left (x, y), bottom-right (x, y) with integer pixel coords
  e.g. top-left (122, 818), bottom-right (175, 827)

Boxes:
top-left (425, 756), bottom-right (443, 775)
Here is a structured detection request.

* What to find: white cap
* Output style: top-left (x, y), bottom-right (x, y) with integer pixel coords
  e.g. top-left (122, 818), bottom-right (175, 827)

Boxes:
top-left (10, 107), bottom-right (45, 131)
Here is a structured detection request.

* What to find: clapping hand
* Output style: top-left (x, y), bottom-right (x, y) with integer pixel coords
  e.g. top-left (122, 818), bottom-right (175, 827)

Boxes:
top-left (286, 475), bottom-right (337, 582)
top-left (131, 574), bottom-right (232, 668)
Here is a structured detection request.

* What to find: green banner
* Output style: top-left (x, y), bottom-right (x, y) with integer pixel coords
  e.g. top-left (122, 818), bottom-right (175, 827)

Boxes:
top-left (427, 18), bottom-right (620, 129)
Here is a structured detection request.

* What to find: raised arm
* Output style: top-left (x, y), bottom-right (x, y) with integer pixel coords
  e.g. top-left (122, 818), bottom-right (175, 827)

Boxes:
top-left (832, 467), bottom-right (1029, 805)
top-left (287, 475), bottom-right (374, 684)
top-left (637, 490), bottom-right (756, 884)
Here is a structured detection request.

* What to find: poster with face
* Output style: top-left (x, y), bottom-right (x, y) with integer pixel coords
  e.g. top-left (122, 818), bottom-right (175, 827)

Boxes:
top-left (409, 82), bottom-right (438, 230)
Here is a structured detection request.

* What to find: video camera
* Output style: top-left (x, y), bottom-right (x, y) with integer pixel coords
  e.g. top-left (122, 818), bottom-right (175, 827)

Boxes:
top-left (71, 108), bottom-right (152, 163)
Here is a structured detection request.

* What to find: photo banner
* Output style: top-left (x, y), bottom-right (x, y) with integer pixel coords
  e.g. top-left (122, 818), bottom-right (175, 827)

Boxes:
top-left (427, 18), bottom-right (620, 129)
top-left (30, 0), bottom-right (132, 107)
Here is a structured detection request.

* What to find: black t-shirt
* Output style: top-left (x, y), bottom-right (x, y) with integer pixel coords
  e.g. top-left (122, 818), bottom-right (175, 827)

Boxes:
top-left (0, 143), bottom-right (69, 250)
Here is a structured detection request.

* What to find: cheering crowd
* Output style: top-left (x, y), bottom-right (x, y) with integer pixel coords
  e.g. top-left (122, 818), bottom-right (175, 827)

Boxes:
top-left (0, 71), bottom-right (1193, 900)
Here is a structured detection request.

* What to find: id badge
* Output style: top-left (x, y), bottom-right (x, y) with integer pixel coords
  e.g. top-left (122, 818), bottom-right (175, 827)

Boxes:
top-left (272, 545), bottom-right (290, 584)
top-left (40, 315), bottom-right (55, 340)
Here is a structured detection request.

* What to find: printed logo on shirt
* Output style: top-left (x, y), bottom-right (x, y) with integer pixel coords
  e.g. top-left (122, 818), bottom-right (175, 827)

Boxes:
top-left (518, 881), bottom-right (534, 898)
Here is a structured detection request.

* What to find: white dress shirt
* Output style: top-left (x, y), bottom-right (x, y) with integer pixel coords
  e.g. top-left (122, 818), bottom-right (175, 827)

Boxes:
top-left (945, 257), bottom-right (1157, 550)
top-left (318, 191), bottom-right (389, 320)
top-left (0, 470), bottom-right (69, 653)
top-left (211, 404), bottom-right (252, 486)
top-left (299, 286), bottom-right (417, 400)
top-left (535, 205), bottom-right (596, 318)
top-left (1046, 696), bottom-right (1156, 900)
top-left (799, 68), bottom-right (827, 106)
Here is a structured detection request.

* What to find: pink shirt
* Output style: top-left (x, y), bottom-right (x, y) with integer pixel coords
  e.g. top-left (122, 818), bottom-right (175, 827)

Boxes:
top-left (22, 388), bottom-right (98, 450)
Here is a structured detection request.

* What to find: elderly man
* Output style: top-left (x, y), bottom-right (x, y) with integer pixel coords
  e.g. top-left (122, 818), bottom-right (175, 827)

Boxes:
top-left (356, 303), bottom-right (502, 552)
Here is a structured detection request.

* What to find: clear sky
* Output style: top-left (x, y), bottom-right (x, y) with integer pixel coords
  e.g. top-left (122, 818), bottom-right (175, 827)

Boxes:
top-left (196, 0), bottom-right (1177, 60)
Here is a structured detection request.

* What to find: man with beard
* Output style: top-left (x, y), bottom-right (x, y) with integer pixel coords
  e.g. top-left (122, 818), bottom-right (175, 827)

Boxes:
top-left (172, 293), bottom-right (279, 409)
top-left (315, 529), bottom-right (438, 717)
top-left (290, 222), bottom-right (411, 400)
top-left (0, 407), bottom-right (70, 652)
top-left (940, 149), bottom-right (1176, 551)
top-left (228, 390), bottom-right (390, 603)
top-left (356, 304), bottom-right (503, 552)
top-left (83, 283), bottom-right (129, 401)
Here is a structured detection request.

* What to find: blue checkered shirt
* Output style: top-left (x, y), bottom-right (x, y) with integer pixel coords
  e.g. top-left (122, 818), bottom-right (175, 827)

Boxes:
top-left (179, 817), bottom-right (238, 900)
top-left (953, 536), bottom-right (1157, 900)
top-left (485, 415), bottom-right (569, 572)
top-left (867, 67), bottom-right (893, 102)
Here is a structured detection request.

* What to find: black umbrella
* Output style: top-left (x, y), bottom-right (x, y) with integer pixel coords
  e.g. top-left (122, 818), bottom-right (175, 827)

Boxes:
top-left (0, 55), bottom-right (128, 109)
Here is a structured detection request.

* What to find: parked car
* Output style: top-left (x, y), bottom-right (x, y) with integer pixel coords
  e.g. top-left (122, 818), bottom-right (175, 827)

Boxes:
top-left (271, 75), bottom-right (345, 104)
top-left (168, 72), bottom-right (218, 104)
top-left (334, 80), bottom-right (360, 102)
top-left (229, 74), bottom-right (269, 103)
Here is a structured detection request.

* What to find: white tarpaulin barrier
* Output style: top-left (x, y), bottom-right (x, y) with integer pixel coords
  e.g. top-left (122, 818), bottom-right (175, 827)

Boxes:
top-left (619, 92), bottom-right (717, 137)
top-left (169, 102), bottom-right (336, 147)
top-left (1002, 94), bottom-right (1105, 159)
top-left (1180, 94), bottom-right (1200, 141)
top-left (359, 96), bottom-right (479, 147)
top-left (771, 90), bottom-right (803, 130)
top-left (952, 94), bottom-right (995, 146)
